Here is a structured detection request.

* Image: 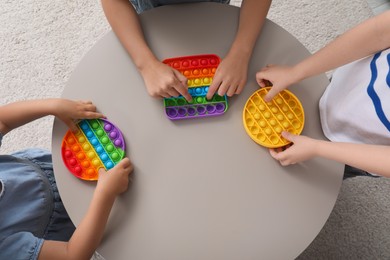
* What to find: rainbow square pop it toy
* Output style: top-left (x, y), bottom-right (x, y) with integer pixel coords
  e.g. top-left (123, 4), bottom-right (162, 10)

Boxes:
top-left (61, 118), bottom-right (126, 181)
top-left (243, 87), bottom-right (305, 148)
top-left (163, 54), bottom-right (228, 120)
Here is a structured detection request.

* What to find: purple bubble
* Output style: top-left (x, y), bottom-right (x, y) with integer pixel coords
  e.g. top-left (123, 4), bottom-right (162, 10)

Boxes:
top-left (110, 131), bottom-right (118, 138)
top-left (104, 123), bottom-right (113, 131)
top-left (178, 108), bottom-right (187, 117)
top-left (215, 103), bottom-right (226, 112)
top-left (187, 107), bottom-right (196, 116)
top-left (167, 108), bottom-right (177, 118)
top-left (114, 139), bottom-right (122, 146)
top-left (197, 106), bottom-right (206, 115)
top-left (206, 105), bottom-right (216, 114)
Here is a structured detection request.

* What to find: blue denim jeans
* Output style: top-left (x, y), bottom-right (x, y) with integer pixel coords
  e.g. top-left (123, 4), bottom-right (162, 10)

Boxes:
top-left (343, 165), bottom-right (380, 180)
top-left (130, 0), bottom-right (230, 13)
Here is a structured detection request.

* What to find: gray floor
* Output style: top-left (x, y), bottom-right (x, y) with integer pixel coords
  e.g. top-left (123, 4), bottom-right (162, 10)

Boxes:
top-left (297, 176), bottom-right (390, 259)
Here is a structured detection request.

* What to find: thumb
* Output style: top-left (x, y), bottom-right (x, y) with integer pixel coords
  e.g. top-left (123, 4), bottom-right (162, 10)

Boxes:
top-left (281, 131), bottom-right (296, 142)
top-left (256, 71), bottom-right (269, 88)
top-left (264, 87), bottom-right (279, 102)
top-left (98, 167), bottom-right (107, 177)
top-left (269, 148), bottom-right (279, 159)
top-left (65, 119), bottom-right (79, 133)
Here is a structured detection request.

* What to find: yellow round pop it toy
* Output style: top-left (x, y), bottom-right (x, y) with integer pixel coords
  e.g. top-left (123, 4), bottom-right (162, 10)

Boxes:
top-left (243, 87), bottom-right (305, 148)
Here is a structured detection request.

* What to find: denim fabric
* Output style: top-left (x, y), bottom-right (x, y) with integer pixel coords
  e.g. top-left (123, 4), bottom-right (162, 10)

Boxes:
top-left (130, 0), bottom-right (230, 13)
top-left (343, 164), bottom-right (381, 180)
top-left (0, 132), bottom-right (75, 260)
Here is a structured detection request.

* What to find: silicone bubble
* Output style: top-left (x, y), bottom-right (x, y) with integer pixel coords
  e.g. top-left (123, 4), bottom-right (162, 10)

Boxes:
top-left (61, 118), bottom-right (126, 181)
top-left (243, 87), bottom-right (305, 148)
top-left (162, 54), bottom-right (228, 120)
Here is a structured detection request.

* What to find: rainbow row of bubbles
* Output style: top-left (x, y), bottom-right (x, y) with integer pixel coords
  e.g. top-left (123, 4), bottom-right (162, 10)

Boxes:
top-left (163, 54), bottom-right (228, 120)
top-left (61, 118), bottom-right (126, 180)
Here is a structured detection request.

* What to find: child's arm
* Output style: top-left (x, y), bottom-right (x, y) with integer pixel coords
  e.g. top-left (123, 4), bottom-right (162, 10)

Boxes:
top-left (269, 132), bottom-right (390, 177)
top-left (101, 0), bottom-right (192, 102)
top-left (256, 10), bottom-right (390, 101)
top-left (207, 0), bottom-right (272, 99)
top-left (38, 158), bottom-right (133, 260)
top-left (0, 99), bottom-right (104, 134)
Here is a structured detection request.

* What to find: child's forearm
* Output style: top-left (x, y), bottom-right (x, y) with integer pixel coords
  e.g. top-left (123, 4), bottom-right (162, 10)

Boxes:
top-left (228, 0), bottom-right (271, 58)
top-left (293, 10), bottom-right (390, 83)
top-left (65, 190), bottom-right (116, 259)
top-left (101, 0), bottom-right (157, 71)
top-left (315, 140), bottom-right (390, 177)
top-left (38, 190), bottom-right (116, 260)
top-left (0, 99), bottom-right (60, 134)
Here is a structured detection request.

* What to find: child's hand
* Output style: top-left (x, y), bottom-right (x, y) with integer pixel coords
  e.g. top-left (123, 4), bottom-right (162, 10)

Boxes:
top-left (96, 158), bottom-right (133, 198)
top-left (140, 60), bottom-right (192, 102)
top-left (269, 131), bottom-right (319, 166)
top-left (206, 52), bottom-right (248, 100)
top-left (54, 99), bottom-right (105, 131)
top-left (256, 65), bottom-right (298, 102)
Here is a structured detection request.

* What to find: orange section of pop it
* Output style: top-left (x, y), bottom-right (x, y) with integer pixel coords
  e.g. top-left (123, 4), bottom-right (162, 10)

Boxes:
top-left (62, 131), bottom-right (104, 181)
top-left (243, 87), bottom-right (305, 148)
top-left (163, 54), bottom-right (220, 85)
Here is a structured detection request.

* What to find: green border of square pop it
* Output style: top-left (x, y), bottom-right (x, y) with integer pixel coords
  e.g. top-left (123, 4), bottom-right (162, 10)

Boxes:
top-left (242, 87), bottom-right (305, 148)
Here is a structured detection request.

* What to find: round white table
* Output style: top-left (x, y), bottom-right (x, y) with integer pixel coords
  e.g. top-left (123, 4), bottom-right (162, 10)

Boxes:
top-left (52, 3), bottom-right (344, 259)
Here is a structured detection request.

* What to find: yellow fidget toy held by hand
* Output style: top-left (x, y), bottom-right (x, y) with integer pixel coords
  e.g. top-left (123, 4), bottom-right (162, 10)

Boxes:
top-left (243, 87), bottom-right (305, 148)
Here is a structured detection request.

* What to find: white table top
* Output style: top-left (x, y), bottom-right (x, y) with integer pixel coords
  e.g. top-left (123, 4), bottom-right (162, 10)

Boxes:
top-left (52, 3), bottom-right (344, 259)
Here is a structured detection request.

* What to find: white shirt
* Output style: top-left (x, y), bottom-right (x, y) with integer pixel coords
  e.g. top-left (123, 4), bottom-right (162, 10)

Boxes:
top-left (320, 48), bottom-right (390, 145)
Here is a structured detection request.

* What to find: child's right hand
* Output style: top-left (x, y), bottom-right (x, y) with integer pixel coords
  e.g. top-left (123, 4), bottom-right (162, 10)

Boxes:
top-left (54, 99), bottom-right (105, 132)
top-left (96, 158), bottom-right (133, 198)
top-left (140, 60), bottom-right (193, 102)
top-left (256, 65), bottom-right (298, 102)
top-left (269, 131), bottom-right (319, 166)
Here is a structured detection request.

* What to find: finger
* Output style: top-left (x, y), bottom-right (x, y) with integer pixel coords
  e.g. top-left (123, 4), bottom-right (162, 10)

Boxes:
top-left (118, 157), bottom-right (131, 168)
top-left (84, 103), bottom-right (97, 112)
top-left (226, 84), bottom-right (238, 97)
top-left (175, 70), bottom-right (189, 87)
top-left (80, 100), bottom-right (93, 105)
top-left (269, 149), bottom-right (280, 160)
top-left (66, 120), bottom-right (79, 133)
top-left (264, 87), bottom-right (280, 102)
top-left (173, 83), bottom-right (192, 101)
top-left (235, 83), bottom-right (245, 95)
top-left (206, 77), bottom-right (222, 100)
top-left (98, 167), bottom-right (107, 175)
top-left (217, 81), bottom-right (230, 97)
top-left (166, 87), bottom-right (180, 98)
top-left (159, 92), bottom-right (171, 98)
top-left (82, 111), bottom-right (106, 119)
top-left (173, 70), bottom-right (192, 102)
top-left (281, 131), bottom-right (295, 142)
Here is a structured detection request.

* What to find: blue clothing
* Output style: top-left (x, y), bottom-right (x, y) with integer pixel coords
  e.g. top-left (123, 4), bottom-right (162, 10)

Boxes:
top-left (0, 133), bottom-right (75, 260)
top-left (130, 0), bottom-right (230, 13)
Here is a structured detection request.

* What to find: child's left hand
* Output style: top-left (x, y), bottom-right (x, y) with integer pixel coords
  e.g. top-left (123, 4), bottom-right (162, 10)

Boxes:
top-left (206, 52), bottom-right (248, 99)
top-left (54, 99), bottom-right (105, 131)
top-left (269, 131), bottom-right (319, 166)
